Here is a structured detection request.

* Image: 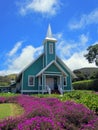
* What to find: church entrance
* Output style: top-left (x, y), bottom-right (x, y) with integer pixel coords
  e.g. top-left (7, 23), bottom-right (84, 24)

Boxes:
top-left (54, 77), bottom-right (58, 90)
top-left (46, 76), bottom-right (60, 91)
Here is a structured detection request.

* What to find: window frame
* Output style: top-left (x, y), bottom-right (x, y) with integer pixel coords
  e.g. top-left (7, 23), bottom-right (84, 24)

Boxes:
top-left (28, 75), bottom-right (35, 86)
top-left (49, 43), bottom-right (53, 54)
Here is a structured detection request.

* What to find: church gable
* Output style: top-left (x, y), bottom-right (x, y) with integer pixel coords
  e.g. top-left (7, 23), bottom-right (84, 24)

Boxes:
top-left (45, 63), bottom-right (61, 73)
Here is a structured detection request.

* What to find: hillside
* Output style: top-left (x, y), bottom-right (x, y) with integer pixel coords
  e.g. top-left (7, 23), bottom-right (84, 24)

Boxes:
top-left (0, 74), bottom-right (17, 86)
top-left (73, 67), bottom-right (98, 80)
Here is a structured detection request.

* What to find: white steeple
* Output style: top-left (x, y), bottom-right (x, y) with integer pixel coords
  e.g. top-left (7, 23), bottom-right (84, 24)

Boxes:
top-left (46, 24), bottom-right (52, 38)
top-left (44, 24), bottom-right (57, 42)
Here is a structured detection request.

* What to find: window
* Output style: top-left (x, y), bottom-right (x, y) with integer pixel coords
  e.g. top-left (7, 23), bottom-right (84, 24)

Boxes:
top-left (49, 43), bottom-right (53, 54)
top-left (63, 77), bottom-right (67, 86)
top-left (28, 76), bottom-right (35, 86)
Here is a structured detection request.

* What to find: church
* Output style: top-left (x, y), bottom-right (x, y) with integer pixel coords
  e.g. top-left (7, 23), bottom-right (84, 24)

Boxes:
top-left (16, 25), bottom-right (76, 94)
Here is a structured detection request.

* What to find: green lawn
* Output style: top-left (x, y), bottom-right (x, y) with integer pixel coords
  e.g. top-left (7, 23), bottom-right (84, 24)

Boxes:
top-left (0, 103), bottom-right (24, 119)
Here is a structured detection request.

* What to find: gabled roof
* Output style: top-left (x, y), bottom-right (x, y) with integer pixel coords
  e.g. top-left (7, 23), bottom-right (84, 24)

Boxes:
top-left (56, 56), bottom-right (77, 78)
top-left (17, 53), bottom-right (44, 79)
top-left (36, 60), bottom-right (68, 77)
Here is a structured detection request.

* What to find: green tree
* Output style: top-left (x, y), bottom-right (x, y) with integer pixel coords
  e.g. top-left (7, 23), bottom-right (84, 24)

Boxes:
top-left (84, 44), bottom-right (98, 66)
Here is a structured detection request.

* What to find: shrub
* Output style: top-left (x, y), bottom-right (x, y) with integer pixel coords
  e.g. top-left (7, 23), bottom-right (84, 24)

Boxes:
top-left (16, 116), bottom-right (61, 130)
top-left (72, 79), bottom-right (98, 91)
top-left (0, 94), bottom-right (98, 130)
top-left (81, 118), bottom-right (98, 130)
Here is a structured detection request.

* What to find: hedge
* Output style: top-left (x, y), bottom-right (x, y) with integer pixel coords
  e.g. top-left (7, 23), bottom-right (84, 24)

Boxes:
top-left (72, 79), bottom-right (98, 91)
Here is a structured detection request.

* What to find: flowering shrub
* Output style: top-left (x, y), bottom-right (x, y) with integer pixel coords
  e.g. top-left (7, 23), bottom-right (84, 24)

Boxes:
top-left (16, 116), bottom-right (61, 130)
top-left (81, 118), bottom-right (98, 130)
top-left (0, 97), bottom-right (6, 103)
top-left (0, 95), bottom-right (98, 130)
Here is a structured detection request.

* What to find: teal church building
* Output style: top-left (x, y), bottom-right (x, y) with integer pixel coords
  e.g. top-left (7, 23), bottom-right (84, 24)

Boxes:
top-left (17, 25), bottom-right (76, 94)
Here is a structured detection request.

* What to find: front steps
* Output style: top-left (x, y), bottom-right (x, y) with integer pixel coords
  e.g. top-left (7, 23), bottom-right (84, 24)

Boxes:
top-left (51, 89), bottom-right (60, 94)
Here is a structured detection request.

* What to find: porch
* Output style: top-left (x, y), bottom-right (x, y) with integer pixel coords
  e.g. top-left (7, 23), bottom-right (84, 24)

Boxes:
top-left (38, 74), bottom-right (67, 94)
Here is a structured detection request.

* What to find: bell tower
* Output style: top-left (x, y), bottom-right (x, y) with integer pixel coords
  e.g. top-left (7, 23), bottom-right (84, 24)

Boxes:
top-left (43, 24), bottom-right (57, 67)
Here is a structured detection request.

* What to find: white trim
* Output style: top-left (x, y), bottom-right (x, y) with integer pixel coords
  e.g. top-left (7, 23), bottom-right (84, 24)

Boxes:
top-left (28, 75), bottom-right (35, 86)
top-left (17, 53), bottom-right (44, 77)
top-left (56, 56), bottom-right (76, 78)
top-left (44, 73), bottom-right (62, 76)
top-left (46, 42), bottom-right (47, 66)
top-left (42, 74), bottom-right (43, 94)
top-left (54, 61), bottom-right (68, 76)
top-left (21, 90), bottom-right (47, 93)
top-left (36, 60), bottom-right (68, 77)
top-left (38, 76), bottom-right (42, 86)
top-left (45, 71), bottom-right (61, 74)
top-left (21, 73), bottom-right (24, 94)
top-left (43, 53), bottom-right (44, 68)
top-left (55, 45), bottom-right (56, 61)
top-left (43, 37), bottom-right (57, 44)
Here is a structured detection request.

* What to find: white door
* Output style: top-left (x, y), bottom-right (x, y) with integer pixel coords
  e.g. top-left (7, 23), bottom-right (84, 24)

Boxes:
top-left (46, 78), bottom-right (54, 90)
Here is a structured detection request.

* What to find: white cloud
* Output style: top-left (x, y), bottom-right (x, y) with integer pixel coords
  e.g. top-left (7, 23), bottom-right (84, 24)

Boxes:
top-left (69, 9), bottom-right (98, 29)
top-left (55, 32), bottom-right (96, 70)
top-left (56, 33), bottom-right (89, 59)
top-left (0, 35), bottom-right (97, 76)
top-left (19, 0), bottom-right (60, 17)
top-left (8, 41), bottom-right (22, 56)
top-left (79, 34), bottom-right (89, 46)
top-left (64, 51), bottom-right (96, 71)
top-left (0, 43), bottom-right (43, 75)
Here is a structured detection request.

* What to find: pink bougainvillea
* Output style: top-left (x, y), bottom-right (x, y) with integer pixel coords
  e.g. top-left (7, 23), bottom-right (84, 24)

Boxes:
top-left (0, 95), bottom-right (98, 130)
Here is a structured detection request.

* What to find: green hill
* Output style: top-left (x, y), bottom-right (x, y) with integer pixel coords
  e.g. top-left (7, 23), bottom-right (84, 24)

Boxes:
top-left (0, 74), bottom-right (17, 86)
top-left (73, 67), bottom-right (98, 80)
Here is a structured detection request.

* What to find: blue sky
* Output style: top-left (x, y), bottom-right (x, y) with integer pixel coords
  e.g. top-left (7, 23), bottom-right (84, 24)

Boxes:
top-left (0, 0), bottom-right (98, 75)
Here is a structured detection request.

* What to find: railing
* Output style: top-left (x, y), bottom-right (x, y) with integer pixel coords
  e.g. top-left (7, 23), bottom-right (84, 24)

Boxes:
top-left (58, 85), bottom-right (63, 95)
top-left (46, 85), bottom-right (51, 94)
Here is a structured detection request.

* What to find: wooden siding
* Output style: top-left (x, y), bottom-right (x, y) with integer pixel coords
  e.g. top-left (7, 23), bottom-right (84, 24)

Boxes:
top-left (56, 59), bottom-right (72, 90)
top-left (45, 63), bottom-right (61, 73)
top-left (44, 41), bottom-right (56, 66)
top-left (22, 55), bottom-right (43, 90)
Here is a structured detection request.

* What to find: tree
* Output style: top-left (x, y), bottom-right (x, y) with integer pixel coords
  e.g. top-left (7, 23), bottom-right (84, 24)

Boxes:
top-left (84, 44), bottom-right (98, 66)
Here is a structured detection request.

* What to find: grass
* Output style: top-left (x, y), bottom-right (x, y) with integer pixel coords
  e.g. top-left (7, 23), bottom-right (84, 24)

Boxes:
top-left (0, 103), bottom-right (24, 119)
top-left (0, 92), bottom-right (18, 97)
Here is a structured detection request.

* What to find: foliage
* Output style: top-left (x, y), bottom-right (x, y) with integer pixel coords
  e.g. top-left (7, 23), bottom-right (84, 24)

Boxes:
top-left (0, 74), bottom-right (17, 86)
top-left (72, 79), bottom-right (98, 91)
top-left (63, 91), bottom-right (98, 114)
top-left (84, 44), bottom-right (98, 65)
top-left (0, 92), bottom-right (18, 97)
top-left (73, 67), bottom-right (98, 81)
top-left (36, 90), bottom-right (98, 114)
top-left (0, 82), bottom-right (10, 86)
top-left (0, 93), bottom-right (98, 130)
